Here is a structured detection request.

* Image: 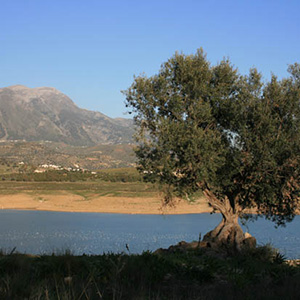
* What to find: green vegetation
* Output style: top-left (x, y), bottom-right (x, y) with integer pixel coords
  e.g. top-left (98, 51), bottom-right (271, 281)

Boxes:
top-left (0, 181), bottom-right (157, 198)
top-left (97, 167), bottom-right (143, 182)
top-left (124, 48), bottom-right (300, 250)
top-left (0, 246), bottom-right (299, 299)
top-left (0, 167), bottom-right (157, 198)
top-left (0, 169), bottom-right (141, 183)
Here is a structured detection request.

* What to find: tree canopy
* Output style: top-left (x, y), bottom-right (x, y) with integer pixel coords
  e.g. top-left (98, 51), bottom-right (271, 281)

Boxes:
top-left (124, 49), bottom-right (300, 233)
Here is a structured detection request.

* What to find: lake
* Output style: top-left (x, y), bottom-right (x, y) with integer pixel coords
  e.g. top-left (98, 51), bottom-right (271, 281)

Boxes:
top-left (0, 210), bottom-right (299, 259)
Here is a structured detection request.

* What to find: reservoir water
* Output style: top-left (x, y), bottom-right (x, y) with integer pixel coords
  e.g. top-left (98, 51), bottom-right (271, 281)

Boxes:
top-left (0, 210), bottom-right (299, 259)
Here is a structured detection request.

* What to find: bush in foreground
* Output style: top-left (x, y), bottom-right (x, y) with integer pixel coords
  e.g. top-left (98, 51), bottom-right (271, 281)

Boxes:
top-left (0, 245), bottom-right (299, 299)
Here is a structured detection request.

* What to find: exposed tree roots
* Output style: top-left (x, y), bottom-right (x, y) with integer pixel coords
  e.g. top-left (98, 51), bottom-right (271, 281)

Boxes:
top-left (202, 217), bottom-right (256, 252)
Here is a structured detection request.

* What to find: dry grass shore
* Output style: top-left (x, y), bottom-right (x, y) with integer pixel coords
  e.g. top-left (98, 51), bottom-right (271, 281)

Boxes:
top-left (0, 192), bottom-right (212, 214)
top-left (0, 181), bottom-right (297, 215)
top-left (0, 192), bottom-right (298, 215)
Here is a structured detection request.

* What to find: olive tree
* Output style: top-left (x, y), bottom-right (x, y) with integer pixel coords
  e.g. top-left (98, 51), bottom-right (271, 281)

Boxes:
top-left (124, 49), bottom-right (300, 250)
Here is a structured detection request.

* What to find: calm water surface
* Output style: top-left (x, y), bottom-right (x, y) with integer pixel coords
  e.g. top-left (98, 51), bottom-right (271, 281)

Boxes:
top-left (0, 210), bottom-right (299, 259)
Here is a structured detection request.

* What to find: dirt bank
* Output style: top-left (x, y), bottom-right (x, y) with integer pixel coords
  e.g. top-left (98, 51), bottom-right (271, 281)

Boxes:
top-left (0, 192), bottom-right (212, 214)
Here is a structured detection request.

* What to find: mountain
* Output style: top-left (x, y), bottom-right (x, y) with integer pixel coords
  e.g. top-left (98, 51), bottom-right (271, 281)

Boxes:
top-left (0, 85), bottom-right (134, 146)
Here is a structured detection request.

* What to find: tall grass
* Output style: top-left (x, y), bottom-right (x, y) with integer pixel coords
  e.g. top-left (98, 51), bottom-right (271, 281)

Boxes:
top-left (0, 246), bottom-right (299, 299)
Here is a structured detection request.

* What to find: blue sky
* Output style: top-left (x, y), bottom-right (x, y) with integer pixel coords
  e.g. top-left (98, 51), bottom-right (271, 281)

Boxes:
top-left (1, 0), bottom-right (299, 118)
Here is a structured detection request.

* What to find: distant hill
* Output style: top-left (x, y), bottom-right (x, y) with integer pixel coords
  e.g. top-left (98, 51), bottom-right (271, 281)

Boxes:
top-left (0, 141), bottom-right (136, 170)
top-left (0, 85), bottom-right (134, 146)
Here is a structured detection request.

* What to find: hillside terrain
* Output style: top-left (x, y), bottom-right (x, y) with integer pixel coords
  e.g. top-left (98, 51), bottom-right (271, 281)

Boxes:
top-left (0, 85), bottom-right (134, 145)
top-left (0, 141), bottom-right (136, 170)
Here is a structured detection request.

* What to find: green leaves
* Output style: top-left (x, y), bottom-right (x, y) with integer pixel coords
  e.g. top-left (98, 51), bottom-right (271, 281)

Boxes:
top-left (124, 48), bottom-right (300, 224)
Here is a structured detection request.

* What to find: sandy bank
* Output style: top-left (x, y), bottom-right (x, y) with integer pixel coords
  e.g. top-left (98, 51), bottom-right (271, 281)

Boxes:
top-left (1, 192), bottom-right (297, 215)
top-left (0, 192), bottom-right (212, 214)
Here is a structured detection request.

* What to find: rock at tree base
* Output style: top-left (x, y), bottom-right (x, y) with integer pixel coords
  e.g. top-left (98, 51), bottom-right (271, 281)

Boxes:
top-left (154, 233), bottom-right (257, 256)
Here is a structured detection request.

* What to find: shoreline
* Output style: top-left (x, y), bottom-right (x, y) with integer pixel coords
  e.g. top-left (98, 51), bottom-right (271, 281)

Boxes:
top-left (1, 192), bottom-right (298, 215)
top-left (0, 192), bottom-right (213, 215)
top-left (0, 208), bottom-right (214, 216)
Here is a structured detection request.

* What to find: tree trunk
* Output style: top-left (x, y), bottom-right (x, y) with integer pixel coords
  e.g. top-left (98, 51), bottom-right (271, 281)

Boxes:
top-left (202, 212), bottom-right (245, 251)
top-left (202, 189), bottom-right (256, 252)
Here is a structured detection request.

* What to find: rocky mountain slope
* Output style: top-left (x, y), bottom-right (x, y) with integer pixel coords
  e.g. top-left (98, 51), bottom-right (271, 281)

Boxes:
top-left (0, 85), bottom-right (133, 145)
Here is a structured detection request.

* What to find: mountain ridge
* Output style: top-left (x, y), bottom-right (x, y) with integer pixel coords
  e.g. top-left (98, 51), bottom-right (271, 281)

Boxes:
top-left (0, 85), bottom-right (134, 146)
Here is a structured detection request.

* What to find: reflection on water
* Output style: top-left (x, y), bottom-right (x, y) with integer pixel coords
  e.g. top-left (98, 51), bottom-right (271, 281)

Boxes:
top-left (0, 210), bottom-right (299, 259)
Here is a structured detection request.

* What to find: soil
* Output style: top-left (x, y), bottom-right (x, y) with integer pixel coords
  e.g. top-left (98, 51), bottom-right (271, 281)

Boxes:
top-left (1, 192), bottom-right (297, 215)
top-left (0, 192), bottom-right (212, 214)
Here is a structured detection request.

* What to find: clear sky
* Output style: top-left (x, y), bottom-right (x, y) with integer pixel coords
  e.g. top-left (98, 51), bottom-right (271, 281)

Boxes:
top-left (1, 0), bottom-right (299, 118)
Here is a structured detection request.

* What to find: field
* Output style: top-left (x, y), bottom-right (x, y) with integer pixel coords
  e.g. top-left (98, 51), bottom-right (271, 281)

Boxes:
top-left (0, 167), bottom-right (211, 214)
top-left (0, 181), bottom-right (156, 198)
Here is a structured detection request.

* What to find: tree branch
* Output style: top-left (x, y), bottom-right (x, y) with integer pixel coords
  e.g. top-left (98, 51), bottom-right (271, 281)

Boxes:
top-left (203, 188), bottom-right (234, 220)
